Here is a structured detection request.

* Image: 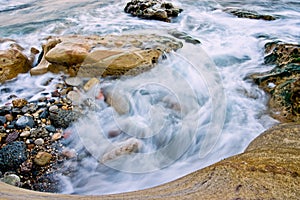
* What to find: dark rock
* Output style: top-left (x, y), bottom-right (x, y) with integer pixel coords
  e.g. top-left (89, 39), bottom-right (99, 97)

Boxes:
top-left (30, 128), bottom-right (48, 138)
top-left (49, 109), bottom-right (80, 129)
top-left (32, 173), bottom-right (60, 193)
top-left (0, 106), bottom-right (11, 116)
top-left (39, 109), bottom-right (49, 119)
top-left (223, 7), bottom-right (276, 21)
top-left (11, 107), bottom-right (22, 116)
top-left (168, 30), bottom-right (201, 44)
top-left (0, 141), bottom-right (27, 172)
top-left (124, 0), bottom-right (183, 22)
top-left (0, 116), bottom-right (6, 125)
top-left (251, 43), bottom-right (300, 122)
top-left (15, 116), bottom-right (35, 129)
top-left (45, 125), bottom-right (56, 133)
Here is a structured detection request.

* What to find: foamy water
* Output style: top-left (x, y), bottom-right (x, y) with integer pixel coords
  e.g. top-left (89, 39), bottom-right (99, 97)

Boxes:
top-left (1, 0), bottom-right (299, 195)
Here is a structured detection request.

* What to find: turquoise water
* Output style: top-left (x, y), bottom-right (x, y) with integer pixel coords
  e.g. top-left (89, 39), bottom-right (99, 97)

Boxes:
top-left (0, 0), bottom-right (299, 195)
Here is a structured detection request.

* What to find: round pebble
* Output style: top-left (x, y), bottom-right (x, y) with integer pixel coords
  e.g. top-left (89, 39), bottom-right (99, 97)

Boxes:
top-left (20, 131), bottom-right (30, 137)
top-left (49, 105), bottom-right (59, 112)
top-left (65, 77), bottom-right (83, 87)
top-left (34, 138), bottom-right (44, 145)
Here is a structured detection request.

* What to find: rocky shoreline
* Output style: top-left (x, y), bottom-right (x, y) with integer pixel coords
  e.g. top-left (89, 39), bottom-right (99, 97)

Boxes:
top-left (0, 0), bottom-right (299, 199)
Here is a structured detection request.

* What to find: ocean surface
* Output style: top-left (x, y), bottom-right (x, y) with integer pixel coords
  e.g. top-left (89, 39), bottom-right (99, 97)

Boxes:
top-left (0, 0), bottom-right (299, 195)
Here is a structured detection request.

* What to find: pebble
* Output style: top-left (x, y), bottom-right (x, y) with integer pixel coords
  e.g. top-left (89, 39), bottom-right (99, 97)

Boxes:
top-left (83, 78), bottom-right (100, 91)
top-left (0, 174), bottom-right (21, 186)
top-left (65, 77), bottom-right (83, 87)
top-left (12, 98), bottom-right (28, 108)
top-left (34, 151), bottom-right (52, 166)
top-left (51, 133), bottom-right (62, 141)
top-left (61, 148), bottom-right (76, 159)
top-left (68, 91), bottom-right (82, 105)
top-left (34, 138), bottom-right (44, 145)
top-left (20, 131), bottom-right (31, 137)
top-left (15, 116), bottom-right (35, 129)
top-left (0, 116), bottom-right (6, 125)
top-left (45, 125), bottom-right (55, 133)
top-left (5, 114), bottom-right (13, 122)
top-left (49, 105), bottom-right (59, 112)
top-left (39, 109), bottom-right (49, 119)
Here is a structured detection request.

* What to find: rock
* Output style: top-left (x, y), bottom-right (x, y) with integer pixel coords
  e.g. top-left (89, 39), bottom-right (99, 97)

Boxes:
top-left (34, 138), bottom-right (44, 145)
top-left (0, 173), bottom-right (21, 187)
top-left (51, 133), bottom-right (61, 141)
top-left (5, 131), bottom-right (19, 143)
top-left (5, 114), bottom-right (13, 122)
top-left (0, 116), bottom-right (6, 125)
top-left (39, 109), bottom-right (49, 119)
top-left (49, 105), bottom-right (59, 112)
top-left (101, 138), bottom-right (142, 163)
top-left (20, 160), bottom-right (32, 173)
top-left (49, 109), bottom-right (80, 128)
top-left (104, 89), bottom-right (130, 115)
top-left (30, 128), bottom-right (48, 138)
top-left (45, 125), bottom-right (56, 133)
top-left (15, 116), bottom-right (35, 129)
top-left (12, 98), bottom-right (28, 108)
top-left (67, 90), bottom-right (82, 105)
top-left (61, 148), bottom-right (76, 159)
top-left (34, 151), bottom-right (52, 166)
top-left (0, 40), bottom-right (32, 82)
top-left (31, 34), bottom-right (182, 77)
top-left (20, 131), bottom-right (30, 137)
top-left (124, 0), bottom-right (183, 22)
top-left (83, 78), bottom-right (100, 91)
top-left (65, 77), bottom-right (83, 87)
top-left (0, 141), bottom-right (27, 172)
top-left (251, 43), bottom-right (300, 122)
top-left (223, 7), bottom-right (276, 20)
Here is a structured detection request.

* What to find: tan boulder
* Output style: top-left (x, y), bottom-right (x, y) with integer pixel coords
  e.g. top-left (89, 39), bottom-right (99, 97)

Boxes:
top-left (31, 34), bottom-right (182, 77)
top-left (0, 39), bottom-right (32, 82)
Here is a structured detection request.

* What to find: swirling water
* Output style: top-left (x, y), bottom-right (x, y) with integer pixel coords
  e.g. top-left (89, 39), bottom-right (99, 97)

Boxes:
top-left (0, 0), bottom-right (299, 195)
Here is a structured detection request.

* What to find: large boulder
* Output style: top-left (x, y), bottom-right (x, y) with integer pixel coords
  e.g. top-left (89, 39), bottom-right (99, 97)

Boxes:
top-left (31, 34), bottom-right (183, 77)
top-left (124, 0), bottom-right (183, 22)
top-left (251, 42), bottom-right (300, 122)
top-left (0, 39), bottom-right (32, 82)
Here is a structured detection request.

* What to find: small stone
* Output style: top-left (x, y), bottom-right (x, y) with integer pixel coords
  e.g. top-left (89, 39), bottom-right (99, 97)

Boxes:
top-left (83, 78), bottom-right (100, 91)
top-left (5, 131), bottom-right (19, 143)
top-left (51, 133), bottom-right (62, 141)
top-left (20, 131), bottom-right (31, 137)
top-left (25, 139), bottom-right (31, 144)
top-left (51, 90), bottom-right (61, 98)
top-left (0, 174), bottom-right (21, 186)
top-left (45, 125), bottom-right (56, 133)
top-left (39, 109), bottom-right (49, 119)
top-left (20, 160), bottom-right (33, 173)
top-left (61, 148), bottom-right (76, 159)
top-left (15, 116), bottom-right (35, 129)
top-left (12, 98), bottom-right (28, 108)
top-left (65, 77), bottom-right (83, 87)
top-left (67, 91), bottom-right (82, 104)
top-left (5, 114), bottom-right (13, 122)
top-left (0, 116), bottom-right (6, 125)
top-left (34, 138), bottom-right (44, 145)
top-left (34, 151), bottom-right (52, 166)
top-left (49, 105), bottom-right (59, 112)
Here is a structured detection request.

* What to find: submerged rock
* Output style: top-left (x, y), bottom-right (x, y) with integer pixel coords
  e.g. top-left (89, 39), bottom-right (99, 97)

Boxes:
top-left (224, 7), bottom-right (276, 21)
top-left (0, 39), bottom-right (32, 82)
top-left (49, 108), bottom-right (81, 128)
top-left (0, 173), bottom-right (21, 187)
top-left (124, 0), bottom-right (183, 22)
top-left (251, 42), bottom-right (300, 122)
top-left (31, 34), bottom-right (182, 77)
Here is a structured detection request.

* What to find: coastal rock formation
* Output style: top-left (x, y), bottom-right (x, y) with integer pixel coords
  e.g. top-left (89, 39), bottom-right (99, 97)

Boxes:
top-left (251, 42), bottom-right (300, 122)
top-left (0, 123), bottom-right (299, 199)
top-left (124, 0), bottom-right (183, 22)
top-left (0, 39), bottom-right (32, 82)
top-left (224, 7), bottom-right (276, 20)
top-left (31, 34), bottom-right (182, 77)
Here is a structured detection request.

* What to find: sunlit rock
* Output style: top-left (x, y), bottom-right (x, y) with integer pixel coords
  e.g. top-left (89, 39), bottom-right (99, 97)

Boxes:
top-left (31, 34), bottom-right (182, 77)
top-left (0, 39), bottom-right (32, 82)
top-left (124, 0), bottom-right (183, 22)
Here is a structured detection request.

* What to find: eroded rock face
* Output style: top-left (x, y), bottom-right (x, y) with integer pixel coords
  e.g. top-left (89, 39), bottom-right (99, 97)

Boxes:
top-left (224, 7), bottom-right (276, 21)
top-left (0, 39), bottom-right (32, 82)
top-left (31, 34), bottom-right (182, 77)
top-left (251, 43), bottom-right (300, 122)
top-left (124, 0), bottom-right (183, 22)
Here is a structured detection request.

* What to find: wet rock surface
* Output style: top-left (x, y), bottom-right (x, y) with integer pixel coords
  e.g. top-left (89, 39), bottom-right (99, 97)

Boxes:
top-left (124, 0), bottom-right (183, 22)
top-left (31, 34), bottom-right (183, 77)
top-left (223, 7), bottom-right (276, 21)
top-left (252, 42), bottom-right (300, 122)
